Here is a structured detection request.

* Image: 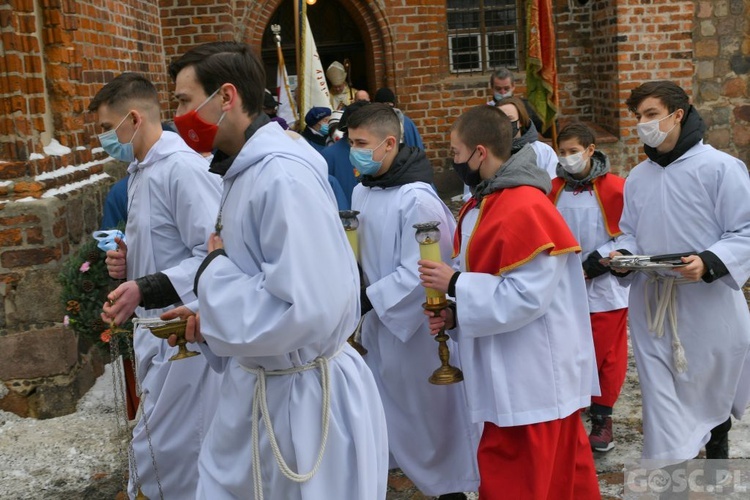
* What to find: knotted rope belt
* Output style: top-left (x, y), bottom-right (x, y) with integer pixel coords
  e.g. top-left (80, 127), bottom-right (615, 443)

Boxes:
top-left (644, 273), bottom-right (692, 373)
top-left (239, 345), bottom-right (345, 500)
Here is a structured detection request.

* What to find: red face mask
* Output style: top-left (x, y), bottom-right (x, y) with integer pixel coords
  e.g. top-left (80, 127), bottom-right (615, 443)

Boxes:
top-left (174, 88), bottom-right (225, 153)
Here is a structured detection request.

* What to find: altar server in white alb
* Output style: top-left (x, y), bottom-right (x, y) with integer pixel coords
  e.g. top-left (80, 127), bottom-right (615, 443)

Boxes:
top-left (548, 123), bottom-right (630, 453)
top-left (348, 104), bottom-right (480, 499)
top-left (95, 73), bottom-right (222, 499)
top-left (419, 106), bottom-right (600, 500)
top-left (165, 42), bottom-right (389, 499)
top-left (610, 80), bottom-right (750, 465)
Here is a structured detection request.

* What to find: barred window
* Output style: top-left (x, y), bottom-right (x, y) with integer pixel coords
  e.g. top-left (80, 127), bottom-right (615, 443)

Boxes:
top-left (446, 0), bottom-right (519, 73)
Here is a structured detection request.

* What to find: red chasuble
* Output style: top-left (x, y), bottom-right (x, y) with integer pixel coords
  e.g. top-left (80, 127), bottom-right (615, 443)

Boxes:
top-left (549, 173), bottom-right (625, 237)
top-left (453, 185), bottom-right (581, 274)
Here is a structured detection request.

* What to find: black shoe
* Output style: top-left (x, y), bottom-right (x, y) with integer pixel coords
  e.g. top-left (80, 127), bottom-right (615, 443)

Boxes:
top-left (437, 494), bottom-right (467, 500)
top-left (705, 418), bottom-right (731, 459)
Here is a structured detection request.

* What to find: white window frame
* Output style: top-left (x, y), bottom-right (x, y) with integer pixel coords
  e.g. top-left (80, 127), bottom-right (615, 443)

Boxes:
top-left (449, 33), bottom-right (483, 73)
top-left (486, 30), bottom-right (518, 70)
top-left (446, 0), bottom-right (521, 74)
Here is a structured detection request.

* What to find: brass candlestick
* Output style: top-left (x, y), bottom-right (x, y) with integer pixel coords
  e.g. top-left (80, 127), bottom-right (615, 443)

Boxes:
top-left (414, 221), bottom-right (463, 385)
top-left (339, 210), bottom-right (367, 356)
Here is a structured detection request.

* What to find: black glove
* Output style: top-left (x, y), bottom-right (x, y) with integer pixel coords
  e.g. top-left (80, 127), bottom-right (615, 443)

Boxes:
top-left (582, 251), bottom-right (608, 280)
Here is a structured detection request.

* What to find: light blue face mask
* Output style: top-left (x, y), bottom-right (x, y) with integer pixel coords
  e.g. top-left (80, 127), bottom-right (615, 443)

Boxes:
top-left (98, 113), bottom-right (138, 162)
top-left (92, 229), bottom-right (126, 251)
top-left (320, 123), bottom-right (330, 136)
top-left (349, 138), bottom-right (388, 176)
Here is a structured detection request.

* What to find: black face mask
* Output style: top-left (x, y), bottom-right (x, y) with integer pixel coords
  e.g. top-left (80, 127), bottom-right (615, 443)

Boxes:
top-left (452, 148), bottom-right (482, 188)
top-left (510, 120), bottom-right (520, 138)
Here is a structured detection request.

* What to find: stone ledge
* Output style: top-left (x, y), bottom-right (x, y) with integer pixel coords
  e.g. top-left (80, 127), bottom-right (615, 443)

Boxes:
top-left (0, 346), bottom-right (103, 419)
top-left (0, 327), bottom-right (78, 380)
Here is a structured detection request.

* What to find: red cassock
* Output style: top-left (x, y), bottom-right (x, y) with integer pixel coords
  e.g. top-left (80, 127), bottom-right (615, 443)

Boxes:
top-left (454, 186), bottom-right (601, 500)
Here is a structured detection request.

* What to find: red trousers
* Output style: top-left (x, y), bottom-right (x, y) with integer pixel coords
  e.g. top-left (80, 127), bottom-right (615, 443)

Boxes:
top-left (477, 412), bottom-right (600, 500)
top-left (590, 308), bottom-right (628, 408)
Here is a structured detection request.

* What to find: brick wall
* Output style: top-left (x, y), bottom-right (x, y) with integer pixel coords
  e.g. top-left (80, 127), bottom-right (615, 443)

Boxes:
top-left (612, 0), bottom-right (696, 168)
top-left (0, 0), bottom-right (171, 335)
top-left (1, 0), bottom-right (48, 164)
top-left (555, 0), bottom-right (594, 125)
top-left (589, 1), bottom-right (619, 134)
top-left (158, 0), bottom-right (234, 62)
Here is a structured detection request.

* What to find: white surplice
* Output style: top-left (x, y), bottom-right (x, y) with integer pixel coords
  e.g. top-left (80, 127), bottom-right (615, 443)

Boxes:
top-left (194, 122), bottom-right (388, 500)
top-left (530, 140), bottom-right (559, 179)
top-left (554, 189), bottom-right (629, 313)
top-left (352, 182), bottom-right (480, 496)
top-left (125, 131), bottom-right (222, 499)
top-left (616, 141), bottom-right (750, 462)
top-left (453, 208), bottom-right (598, 428)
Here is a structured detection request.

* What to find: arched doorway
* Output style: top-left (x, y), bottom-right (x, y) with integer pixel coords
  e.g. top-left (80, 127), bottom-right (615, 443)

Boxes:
top-left (260, 0), bottom-right (373, 97)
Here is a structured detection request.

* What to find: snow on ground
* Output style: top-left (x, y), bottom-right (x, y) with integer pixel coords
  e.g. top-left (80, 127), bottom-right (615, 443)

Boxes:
top-left (0, 363), bottom-right (127, 500)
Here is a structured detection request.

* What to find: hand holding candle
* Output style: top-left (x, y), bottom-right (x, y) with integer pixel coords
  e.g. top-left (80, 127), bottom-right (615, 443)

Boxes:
top-left (413, 221), bottom-right (463, 384)
top-left (413, 222), bottom-right (448, 306)
top-left (418, 259), bottom-right (455, 295)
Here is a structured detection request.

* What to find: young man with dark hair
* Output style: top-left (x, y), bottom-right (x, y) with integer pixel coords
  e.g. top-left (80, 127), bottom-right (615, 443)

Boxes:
top-left (165, 41), bottom-right (388, 499)
top-left (419, 105), bottom-right (600, 499)
top-left (549, 122), bottom-right (629, 453)
top-left (320, 99), bottom-right (370, 208)
top-left (611, 80), bottom-right (750, 470)
top-left (372, 87), bottom-right (424, 149)
top-left (348, 103), bottom-right (480, 500)
top-left (95, 72), bottom-right (222, 499)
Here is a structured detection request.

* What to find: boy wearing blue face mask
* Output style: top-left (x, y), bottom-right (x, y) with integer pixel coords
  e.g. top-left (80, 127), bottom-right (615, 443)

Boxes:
top-left (610, 80), bottom-right (750, 473)
top-left (548, 123), bottom-right (629, 453)
top-left (91, 72), bottom-right (222, 499)
top-left (348, 103), bottom-right (481, 500)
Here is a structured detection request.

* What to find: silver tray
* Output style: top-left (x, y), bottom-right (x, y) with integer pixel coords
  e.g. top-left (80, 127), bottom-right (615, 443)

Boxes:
top-left (607, 255), bottom-right (687, 271)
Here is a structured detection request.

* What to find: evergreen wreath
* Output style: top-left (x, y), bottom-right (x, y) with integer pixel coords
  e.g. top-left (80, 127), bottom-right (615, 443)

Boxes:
top-left (59, 236), bottom-right (133, 358)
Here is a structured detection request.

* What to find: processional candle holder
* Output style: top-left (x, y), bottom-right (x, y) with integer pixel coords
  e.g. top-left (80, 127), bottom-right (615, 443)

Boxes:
top-left (413, 221), bottom-right (463, 385)
top-left (138, 318), bottom-right (201, 361)
top-left (339, 210), bottom-right (368, 356)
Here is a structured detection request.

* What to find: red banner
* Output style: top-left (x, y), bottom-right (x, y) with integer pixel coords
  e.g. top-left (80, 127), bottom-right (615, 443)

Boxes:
top-left (526, 0), bottom-right (558, 134)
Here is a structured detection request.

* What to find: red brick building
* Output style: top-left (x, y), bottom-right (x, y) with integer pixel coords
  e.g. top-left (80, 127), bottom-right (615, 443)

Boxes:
top-left (0, 0), bottom-right (748, 414)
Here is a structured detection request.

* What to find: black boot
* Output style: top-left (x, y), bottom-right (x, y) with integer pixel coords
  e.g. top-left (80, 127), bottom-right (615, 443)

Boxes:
top-left (705, 417), bottom-right (731, 459)
top-left (657, 461), bottom-right (689, 500)
top-left (437, 494), bottom-right (467, 500)
top-left (704, 418), bottom-right (732, 488)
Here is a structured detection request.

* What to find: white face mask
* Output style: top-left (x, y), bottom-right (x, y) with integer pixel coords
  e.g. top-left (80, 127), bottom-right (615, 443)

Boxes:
top-left (637, 111), bottom-right (677, 148)
top-left (494, 91), bottom-right (512, 102)
top-left (559, 151), bottom-right (587, 174)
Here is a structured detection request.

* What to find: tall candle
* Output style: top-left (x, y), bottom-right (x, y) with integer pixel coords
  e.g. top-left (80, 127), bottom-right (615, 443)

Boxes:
top-left (339, 210), bottom-right (360, 262)
top-left (419, 239), bottom-right (447, 305)
top-left (345, 228), bottom-right (359, 262)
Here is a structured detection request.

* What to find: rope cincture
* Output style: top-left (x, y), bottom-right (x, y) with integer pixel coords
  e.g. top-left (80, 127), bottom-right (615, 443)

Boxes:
top-left (644, 273), bottom-right (691, 373)
top-left (241, 345), bottom-right (344, 500)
